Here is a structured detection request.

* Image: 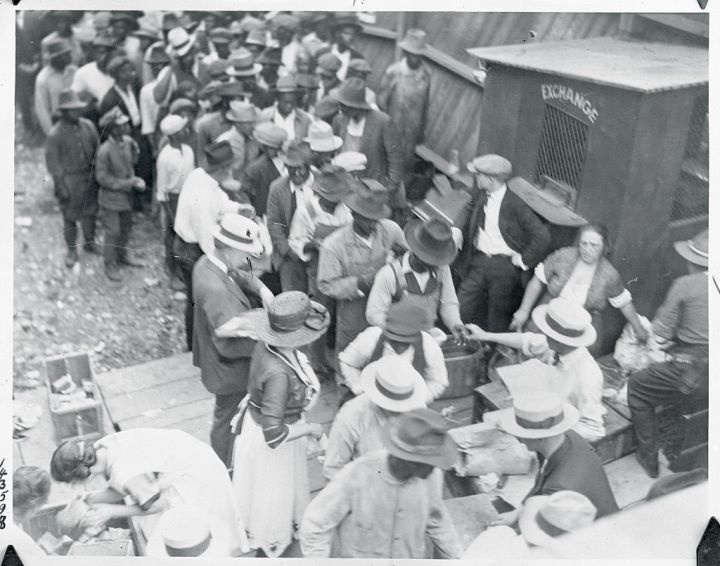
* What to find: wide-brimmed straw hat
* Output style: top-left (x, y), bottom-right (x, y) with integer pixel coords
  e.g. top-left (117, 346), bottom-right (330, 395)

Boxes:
top-left (360, 355), bottom-right (427, 413)
top-left (404, 218), bottom-right (457, 267)
top-left (673, 229), bottom-right (708, 267)
top-left (382, 408), bottom-right (458, 469)
top-left (167, 27), bottom-right (196, 57)
top-left (333, 78), bottom-right (370, 110)
top-left (345, 178), bottom-right (391, 219)
top-left (311, 165), bottom-right (353, 203)
top-left (383, 303), bottom-right (428, 342)
top-left (304, 120), bottom-right (343, 152)
top-left (225, 100), bottom-right (257, 123)
top-left (145, 505), bottom-right (232, 558)
top-left (256, 291), bottom-right (330, 348)
top-left (531, 297), bottom-right (596, 348)
top-left (226, 49), bottom-right (263, 77)
top-left (212, 214), bottom-right (265, 257)
top-left (399, 29), bottom-right (427, 55)
top-left (253, 123), bottom-right (288, 149)
top-left (56, 89), bottom-right (87, 111)
top-left (499, 391), bottom-right (579, 439)
top-left (519, 491), bottom-right (597, 547)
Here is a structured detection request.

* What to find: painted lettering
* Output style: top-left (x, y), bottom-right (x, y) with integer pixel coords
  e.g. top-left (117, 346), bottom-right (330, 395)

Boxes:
top-left (541, 83), bottom-right (598, 124)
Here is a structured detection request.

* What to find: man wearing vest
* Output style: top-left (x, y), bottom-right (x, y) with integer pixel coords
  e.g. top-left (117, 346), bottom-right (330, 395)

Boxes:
top-left (339, 303), bottom-right (449, 403)
top-left (366, 217), bottom-right (466, 342)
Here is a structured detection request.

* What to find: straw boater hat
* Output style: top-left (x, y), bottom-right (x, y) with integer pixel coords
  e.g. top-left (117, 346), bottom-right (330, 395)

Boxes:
top-left (312, 165), bottom-right (353, 203)
top-left (256, 291), bottom-right (330, 348)
top-left (226, 49), bottom-right (263, 77)
top-left (519, 491), bottom-right (597, 547)
top-left (159, 114), bottom-right (187, 137)
top-left (167, 27), bottom-right (196, 57)
top-left (383, 408), bottom-right (458, 469)
top-left (345, 179), bottom-right (391, 219)
top-left (145, 505), bottom-right (232, 558)
top-left (332, 151), bottom-right (367, 173)
top-left (399, 29), bottom-right (427, 55)
top-left (56, 89), bottom-right (87, 111)
top-left (253, 123), bottom-right (288, 149)
top-left (333, 78), bottom-right (371, 110)
top-left (212, 214), bottom-right (265, 257)
top-left (360, 355), bottom-right (427, 413)
top-left (225, 100), bottom-right (257, 124)
top-left (673, 229), bottom-right (708, 267)
top-left (499, 391), bottom-right (580, 440)
top-left (467, 154), bottom-right (512, 179)
top-left (404, 217), bottom-right (458, 267)
top-left (203, 140), bottom-right (235, 172)
top-left (304, 120), bottom-right (343, 153)
top-left (531, 297), bottom-right (597, 348)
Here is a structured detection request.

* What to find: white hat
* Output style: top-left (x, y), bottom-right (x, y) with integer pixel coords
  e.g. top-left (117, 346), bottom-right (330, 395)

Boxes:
top-left (304, 120), bottom-right (343, 153)
top-left (159, 114), bottom-right (188, 136)
top-left (519, 491), bottom-right (597, 547)
top-left (531, 297), bottom-right (597, 348)
top-left (360, 355), bottom-right (427, 413)
top-left (332, 151), bottom-right (367, 172)
top-left (213, 214), bottom-right (265, 257)
top-left (167, 27), bottom-right (196, 57)
top-left (499, 390), bottom-right (579, 439)
top-left (145, 505), bottom-right (233, 557)
top-left (463, 525), bottom-right (529, 559)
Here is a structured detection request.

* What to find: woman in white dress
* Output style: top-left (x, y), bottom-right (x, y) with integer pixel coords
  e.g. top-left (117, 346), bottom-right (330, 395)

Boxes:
top-left (231, 291), bottom-right (329, 557)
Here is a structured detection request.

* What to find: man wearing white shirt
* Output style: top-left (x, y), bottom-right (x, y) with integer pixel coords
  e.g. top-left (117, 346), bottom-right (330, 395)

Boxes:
top-left (174, 140), bottom-right (253, 350)
top-left (266, 141), bottom-right (315, 292)
top-left (457, 154), bottom-right (550, 333)
top-left (258, 75), bottom-right (312, 141)
top-left (71, 33), bottom-right (116, 109)
top-left (139, 45), bottom-right (171, 157)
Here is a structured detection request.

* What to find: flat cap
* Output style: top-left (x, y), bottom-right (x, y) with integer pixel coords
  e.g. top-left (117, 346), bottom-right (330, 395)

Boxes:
top-left (466, 154), bottom-right (512, 178)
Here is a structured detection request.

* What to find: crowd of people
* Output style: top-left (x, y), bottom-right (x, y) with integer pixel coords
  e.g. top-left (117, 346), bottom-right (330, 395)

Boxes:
top-left (14, 9), bottom-right (709, 559)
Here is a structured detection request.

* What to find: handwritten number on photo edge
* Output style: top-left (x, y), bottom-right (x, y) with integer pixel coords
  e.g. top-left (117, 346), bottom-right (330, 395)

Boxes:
top-left (0, 458), bottom-right (5, 529)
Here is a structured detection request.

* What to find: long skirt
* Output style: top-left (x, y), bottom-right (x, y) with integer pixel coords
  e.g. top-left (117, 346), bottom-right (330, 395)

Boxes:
top-left (232, 412), bottom-right (310, 557)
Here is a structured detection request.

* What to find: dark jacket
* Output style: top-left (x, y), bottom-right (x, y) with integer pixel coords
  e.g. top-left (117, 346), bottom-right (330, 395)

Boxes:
top-left (192, 256), bottom-right (257, 396)
top-left (95, 135), bottom-right (139, 211)
top-left (239, 153), bottom-right (282, 217)
top-left (332, 109), bottom-right (404, 200)
top-left (459, 187), bottom-right (550, 275)
top-left (98, 85), bottom-right (142, 130)
top-left (525, 430), bottom-right (619, 518)
top-left (266, 175), bottom-right (297, 270)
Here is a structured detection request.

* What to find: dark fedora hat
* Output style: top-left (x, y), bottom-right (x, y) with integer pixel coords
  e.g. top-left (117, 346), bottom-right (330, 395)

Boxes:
top-left (332, 78), bottom-right (370, 110)
top-left (279, 140), bottom-right (312, 167)
top-left (404, 218), bottom-right (458, 267)
top-left (332, 12), bottom-right (363, 32)
top-left (256, 48), bottom-right (282, 67)
top-left (382, 408), bottom-right (458, 469)
top-left (204, 140), bottom-right (235, 172)
top-left (383, 303), bottom-right (428, 343)
top-left (45, 38), bottom-right (73, 60)
top-left (160, 12), bottom-right (181, 31)
top-left (345, 178), bottom-right (391, 220)
top-left (312, 165), bottom-right (353, 203)
top-left (673, 229), bottom-right (708, 267)
top-left (213, 80), bottom-right (248, 99)
top-left (56, 89), bottom-right (87, 111)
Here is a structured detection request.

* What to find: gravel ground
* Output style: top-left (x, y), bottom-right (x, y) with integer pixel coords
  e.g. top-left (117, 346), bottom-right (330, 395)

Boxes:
top-left (13, 125), bottom-right (187, 388)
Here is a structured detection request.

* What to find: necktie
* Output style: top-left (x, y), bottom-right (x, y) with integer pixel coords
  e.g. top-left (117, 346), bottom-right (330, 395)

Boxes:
top-left (476, 190), bottom-right (489, 230)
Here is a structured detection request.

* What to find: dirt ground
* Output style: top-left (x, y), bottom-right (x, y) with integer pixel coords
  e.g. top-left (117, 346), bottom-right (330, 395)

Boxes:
top-left (13, 124), bottom-right (186, 387)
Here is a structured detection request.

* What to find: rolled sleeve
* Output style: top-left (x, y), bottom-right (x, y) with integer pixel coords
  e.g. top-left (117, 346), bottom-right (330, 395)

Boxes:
top-left (534, 262), bottom-right (548, 285)
top-left (438, 264), bottom-right (462, 329)
top-left (573, 362), bottom-right (606, 439)
top-left (608, 288), bottom-right (632, 309)
top-left (652, 280), bottom-right (683, 341)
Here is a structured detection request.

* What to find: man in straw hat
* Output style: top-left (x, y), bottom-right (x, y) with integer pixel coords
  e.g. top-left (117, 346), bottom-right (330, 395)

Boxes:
top-left (340, 302), bottom-right (449, 403)
top-left (266, 139), bottom-right (315, 292)
top-left (258, 75), bottom-right (312, 140)
top-left (378, 29), bottom-right (431, 177)
top-left (366, 217), bottom-right (467, 342)
top-left (153, 26), bottom-right (201, 106)
top-left (332, 150), bottom-right (367, 178)
top-left (627, 229), bottom-right (708, 478)
top-left (331, 77), bottom-right (404, 216)
top-left (156, 114), bottom-right (195, 289)
top-left (495, 390), bottom-right (618, 519)
top-left (174, 140), bottom-right (257, 349)
top-left (457, 153), bottom-right (550, 334)
top-left (304, 119), bottom-right (343, 168)
top-left (466, 297), bottom-right (607, 440)
top-left (239, 123), bottom-right (289, 218)
top-left (215, 100), bottom-right (260, 179)
top-left (35, 37), bottom-right (78, 135)
top-left (518, 490), bottom-right (598, 548)
top-left (193, 213), bottom-right (273, 466)
top-left (95, 106), bottom-right (147, 282)
top-left (314, 12), bottom-right (364, 81)
top-left (300, 407), bottom-right (462, 558)
top-left (324, 355), bottom-right (427, 480)
top-left (318, 178), bottom-right (406, 360)
top-left (225, 48), bottom-right (273, 109)
top-left (45, 89), bottom-right (100, 268)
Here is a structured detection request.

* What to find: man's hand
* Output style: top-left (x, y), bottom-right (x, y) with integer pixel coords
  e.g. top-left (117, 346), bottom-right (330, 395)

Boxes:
top-left (464, 323), bottom-right (488, 342)
top-left (634, 324), bottom-right (649, 345)
top-left (307, 422), bottom-right (325, 440)
top-left (509, 308), bottom-right (529, 332)
top-left (79, 504), bottom-right (117, 531)
top-left (510, 252), bottom-right (526, 270)
top-left (451, 324), bottom-right (468, 345)
top-left (132, 176), bottom-right (147, 190)
top-left (356, 272), bottom-right (376, 295)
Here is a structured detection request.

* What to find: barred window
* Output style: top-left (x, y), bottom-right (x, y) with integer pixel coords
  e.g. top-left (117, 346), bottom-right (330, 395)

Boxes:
top-left (535, 105), bottom-right (589, 191)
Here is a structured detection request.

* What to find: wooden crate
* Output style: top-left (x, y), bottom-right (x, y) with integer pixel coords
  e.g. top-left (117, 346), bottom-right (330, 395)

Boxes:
top-left (44, 352), bottom-right (105, 443)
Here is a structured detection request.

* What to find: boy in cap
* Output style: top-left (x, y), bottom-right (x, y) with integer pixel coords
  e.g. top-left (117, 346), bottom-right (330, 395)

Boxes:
top-left (45, 89), bottom-right (100, 268)
top-left (300, 408), bottom-right (462, 558)
top-left (35, 37), bottom-right (78, 135)
top-left (239, 123), bottom-right (288, 218)
top-left (156, 114), bottom-right (195, 289)
top-left (95, 107), bottom-right (147, 281)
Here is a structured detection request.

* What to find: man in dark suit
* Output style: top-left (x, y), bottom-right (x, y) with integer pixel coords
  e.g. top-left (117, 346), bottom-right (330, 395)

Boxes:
top-left (331, 78), bottom-right (404, 216)
top-left (192, 213), bottom-right (270, 467)
top-left (239, 123), bottom-right (288, 217)
top-left (499, 391), bottom-right (619, 519)
top-left (266, 140), bottom-right (314, 293)
top-left (457, 154), bottom-right (550, 332)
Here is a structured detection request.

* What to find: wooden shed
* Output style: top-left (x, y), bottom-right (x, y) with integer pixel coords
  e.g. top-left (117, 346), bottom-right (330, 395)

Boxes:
top-left (467, 37), bottom-right (708, 344)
